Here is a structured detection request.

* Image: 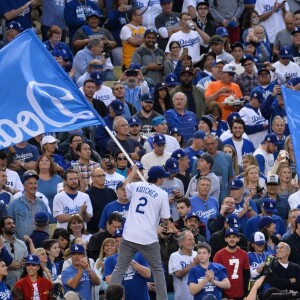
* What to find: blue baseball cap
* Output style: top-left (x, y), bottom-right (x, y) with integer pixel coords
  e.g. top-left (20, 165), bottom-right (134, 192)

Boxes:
top-left (114, 228), bottom-right (123, 237)
top-left (193, 130), bottom-right (206, 139)
top-left (250, 87), bottom-right (265, 104)
top-left (279, 46), bottom-right (292, 58)
top-left (144, 29), bottom-right (158, 37)
top-left (258, 216), bottom-right (275, 229)
top-left (240, 54), bottom-right (254, 65)
top-left (165, 73), bottom-right (179, 86)
top-left (230, 42), bottom-right (244, 50)
top-left (216, 27), bottom-right (228, 37)
top-left (262, 198), bottom-right (277, 213)
top-left (128, 117), bottom-right (141, 126)
top-left (129, 62), bottom-right (140, 70)
top-left (6, 21), bottom-right (24, 32)
top-left (35, 211), bottom-right (49, 226)
top-left (171, 149), bottom-right (187, 160)
top-left (22, 170), bottom-right (39, 183)
top-left (90, 71), bottom-right (103, 85)
top-left (25, 254), bottom-right (40, 265)
top-left (227, 112), bottom-right (240, 125)
top-left (211, 59), bottom-right (226, 67)
top-left (135, 161), bottom-right (144, 169)
top-left (140, 93), bottom-right (154, 103)
top-left (185, 212), bottom-right (200, 221)
top-left (86, 10), bottom-right (101, 18)
top-left (165, 158), bottom-right (180, 173)
top-left (153, 134), bottom-right (166, 145)
top-left (160, 0), bottom-right (172, 4)
top-left (115, 181), bottom-right (124, 190)
top-left (151, 116), bottom-right (167, 127)
top-left (263, 134), bottom-right (278, 145)
top-left (170, 127), bottom-right (182, 135)
top-left (292, 27), bottom-right (300, 35)
top-left (225, 213), bottom-right (240, 229)
top-left (148, 166), bottom-right (170, 180)
top-left (71, 244), bottom-right (85, 254)
top-left (230, 179), bottom-right (244, 190)
top-left (225, 228), bottom-right (240, 237)
top-left (110, 100), bottom-right (124, 116)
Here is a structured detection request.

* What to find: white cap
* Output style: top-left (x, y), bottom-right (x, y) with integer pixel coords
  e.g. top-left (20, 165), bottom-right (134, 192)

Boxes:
top-left (222, 64), bottom-right (236, 74)
top-left (41, 136), bottom-right (58, 146)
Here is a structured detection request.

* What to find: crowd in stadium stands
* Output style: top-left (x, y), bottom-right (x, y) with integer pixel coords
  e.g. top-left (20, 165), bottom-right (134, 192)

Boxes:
top-left (1, 0), bottom-right (300, 299)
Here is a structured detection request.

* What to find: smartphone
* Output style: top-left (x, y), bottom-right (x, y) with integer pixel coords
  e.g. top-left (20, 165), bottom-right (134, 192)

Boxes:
top-left (126, 69), bottom-right (138, 77)
top-left (248, 28), bottom-right (254, 36)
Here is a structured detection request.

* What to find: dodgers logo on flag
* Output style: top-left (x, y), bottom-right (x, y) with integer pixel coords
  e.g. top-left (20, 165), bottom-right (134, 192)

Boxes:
top-left (0, 30), bottom-right (105, 149)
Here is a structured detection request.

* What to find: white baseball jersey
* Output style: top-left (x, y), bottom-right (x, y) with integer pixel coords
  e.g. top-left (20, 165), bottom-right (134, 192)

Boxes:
top-left (169, 250), bottom-right (197, 300)
top-left (123, 182), bottom-right (170, 245)
top-left (253, 147), bottom-right (274, 176)
top-left (53, 191), bottom-right (93, 229)
top-left (239, 106), bottom-right (268, 149)
top-left (272, 60), bottom-right (300, 80)
top-left (6, 169), bottom-right (23, 192)
top-left (105, 172), bottom-right (125, 191)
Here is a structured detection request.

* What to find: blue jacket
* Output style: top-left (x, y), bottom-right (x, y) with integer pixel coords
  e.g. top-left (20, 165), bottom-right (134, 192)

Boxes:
top-left (223, 137), bottom-right (255, 156)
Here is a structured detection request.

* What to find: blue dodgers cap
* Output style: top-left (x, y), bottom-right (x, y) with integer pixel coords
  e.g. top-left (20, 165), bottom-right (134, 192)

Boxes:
top-left (180, 67), bottom-right (194, 75)
top-left (71, 244), bottom-right (85, 254)
top-left (230, 41), bottom-right (244, 51)
top-left (225, 214), bottom-right (240, 229)
top-left (6, 21), bottom-right (24, 32)
top-left (144, 29), bottom-right (158, 37)
top-left (262, 198), bottom-right (277, 213)
top-left (156, 82), bottom-right (168, 90)
top-left (227, 112), bottom-right (240, 125)
top-left (34, 211), bottom-right (49, 226)
top-left (165, 73), bottom-right (179, 86)
top-left (151, 116), bottom-right (167, 126)
top-left (170, 127), bottom-right (182, 135)
top-left (211, 59), bottom-right (226, 67)
top-left (263, 133), bottom-right (278, 145)
top-left (160, 0), bottom-right (172, 3)
top-left (171, 149), bottom-right (187, 160)
top-left (153, 133), bottom-right (166, 145)
top-left (240, 54), bottom-right (254, 65)
top-left (86, 10), bottom-right (101, 18)
top-left (90, 71), bottom-right (103, 85)
top-left (258, 216), bottom-right (275, 230)
top-left (115, 181), bottom-right (124, 190)
top-left (129, 62), bottom-right (141, 70)
top-left (230, 178), bottom-right (244, 190)
top-left (216, 26), bottom-right (228, 37)
top-left (148, 166), bottom-right (170, 180)
top-left (128, 117), bottom-right (141, 126)
top-left (165, 158), bottom-right (180, 173)
top-left (250, 87), bottom-right (265, 104)
top-left (292, 27), bottom-right (300, 35)
top-left (193, 130), bottom-right (206, 139)
top-left (251, 231), bottom-right (267, 245)
top-left (225, 228), bottom-right (240, 237)
top-left (135, 161), bottom-right (144, 169)
top-left (25, 254), bottom-right (40, 265)
top-left (110, 100), bottom-right (124, 116)
top-left (185, 212), bottom-right (200, 221)
top-left (279, 46), bottom-right (292, 58)
top-left (140, 93), bottom-right (154, 103)
top-left (114, 228), bottom-right (123, 237)
top-left (22, 170), bottom-right (39, 183)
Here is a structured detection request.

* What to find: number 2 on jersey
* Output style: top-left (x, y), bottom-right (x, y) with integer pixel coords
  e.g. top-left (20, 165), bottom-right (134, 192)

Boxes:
top-left (135, 197), bottom-right (148, 214)
top-left (229, 258), bottom-right (239, 279)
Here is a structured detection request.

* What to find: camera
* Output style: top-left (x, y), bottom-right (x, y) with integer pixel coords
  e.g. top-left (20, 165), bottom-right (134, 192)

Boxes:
top-left (126, 69), bottom-right (138, 77)
top-left (255, 185), bottom-right (265, 196)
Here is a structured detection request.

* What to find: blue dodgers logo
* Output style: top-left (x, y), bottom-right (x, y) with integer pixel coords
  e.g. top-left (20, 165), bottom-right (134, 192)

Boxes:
top-left (0, 82), bottom-right (96, 148)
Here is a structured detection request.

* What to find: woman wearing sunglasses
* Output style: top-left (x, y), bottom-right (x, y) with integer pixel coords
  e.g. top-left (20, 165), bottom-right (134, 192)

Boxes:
top-left (115, 151), bottom-right (129, 178)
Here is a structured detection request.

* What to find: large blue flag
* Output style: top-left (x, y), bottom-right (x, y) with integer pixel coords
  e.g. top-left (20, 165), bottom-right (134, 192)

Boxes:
top-left (281, 85), bottom-right (300, 177)
top-left (0, 29), bottom-right (105, 149)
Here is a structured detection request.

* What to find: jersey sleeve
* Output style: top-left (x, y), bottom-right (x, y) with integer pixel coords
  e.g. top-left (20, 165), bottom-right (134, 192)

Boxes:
top-left (168, 253), bottom-right (182, 274)
top-left (160, 190), bottom-right (171, 219)
top-left (85, 194), bottom-right (93, 217)
top-left (103, 256), bottom-right (117, 278)
top-left (53, 194), bottom-right (64, 217)
top-left (125, 183), bottom-right (134, 201)
top-left (120, 25), bottom-right (133, 42)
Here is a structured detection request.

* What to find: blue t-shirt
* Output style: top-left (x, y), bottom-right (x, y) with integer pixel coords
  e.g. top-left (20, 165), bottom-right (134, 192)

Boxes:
top-left (62, 265), bottom-right (95, 300)
top-left (98, 200), bottom-right (129, 229)
top-left (190, 195), bottom-right (219, 240)
top-left (187, 262), bottom-right (228, 300)
top-left (104, 252), bottom-right (150, 300)
top-left (184, 147), bottom-right (204, 174)
top-left (0, 281), bottom-right (12, 300)
top-left (234, 198), bottom-right (258, 232)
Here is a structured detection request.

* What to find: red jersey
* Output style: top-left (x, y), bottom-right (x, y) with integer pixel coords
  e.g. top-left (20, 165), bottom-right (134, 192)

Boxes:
top-left (213, 247), bottom-right (250, 299)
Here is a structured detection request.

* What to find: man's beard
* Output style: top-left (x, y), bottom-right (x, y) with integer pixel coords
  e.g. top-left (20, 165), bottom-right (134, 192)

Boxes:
top-left (226, 241), bottom-right (238, 249)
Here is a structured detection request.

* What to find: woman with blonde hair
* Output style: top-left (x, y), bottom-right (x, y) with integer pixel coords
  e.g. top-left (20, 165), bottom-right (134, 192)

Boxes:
top-left (223, 144), bottom-right (241, 176)
top-left (35, 248), bottom-right (52, 281)
top-left (276, 164), bottom-right (298, 201)
top-left (95, 238), bottom-right (118, 298)
top-left (243, 165), bottom-right (266, 199)
top-left (285, 135), bottom-right (297, 178)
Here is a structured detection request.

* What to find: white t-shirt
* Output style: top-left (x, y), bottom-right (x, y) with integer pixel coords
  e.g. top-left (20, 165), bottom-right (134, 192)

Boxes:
top-left (105, 172), bottom-right (125, 190)
top-left (273, 60), bottom-right (300, 80)
top-left (288, 190), bottom-right (300, 209)
top-left (144, 135), bottom-right (180, 153)
top-left (123, 182), bottom-right (170, 244)
top-left (169, 250), bottom-right (197, 300)
top-left (166, 30), bottom-right (205, 63)
top-left (253, 147), bottom-right (275, 176)
top-left (53, 191), bottom-right (93, 229)
top-left (255, 0), bottom-right (289, 43)
top-left (135, 0), bottom-right (162, 30)
top-left (232, 139), bottom-right (243, 166)
top-left (6, 169), bottom-right (23, 192)
top-left (79, 85), bottom-right (114, 106)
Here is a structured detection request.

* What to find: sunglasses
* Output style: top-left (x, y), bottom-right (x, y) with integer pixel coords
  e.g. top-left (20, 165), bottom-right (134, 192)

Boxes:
top-left (10, 243), bottom-right (14, 254)
top-left (117, 157), bottom-right (127, 161)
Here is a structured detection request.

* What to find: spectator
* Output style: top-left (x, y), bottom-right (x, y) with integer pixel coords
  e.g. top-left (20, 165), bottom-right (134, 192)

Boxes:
top-left (28, 212), bottom-right (50, 249)
top-left (76, 59), bottom-right (103, 88)
top-left (209, 35), bottom-right (234, 63)
top-left (53, 169), bottom-right (93, 229)
top-left (153, 83), bottom-right (173, 115)
top-left (43, 239), bottom-right (62, 281)
top-left (8, 171), bottom-right (49, 239)
top-left (105, 284), bottom-right (125, 300)
top-left (0, 21), bottom-right (24, 49)
top-left (174, 197), bottom-right (191, 230)
top-left (164, 42), bottom-right (181, 75)
top-left (229, 42), bottom-right (245, 75)
top-left (0, 168), bottom-right (13, 209)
